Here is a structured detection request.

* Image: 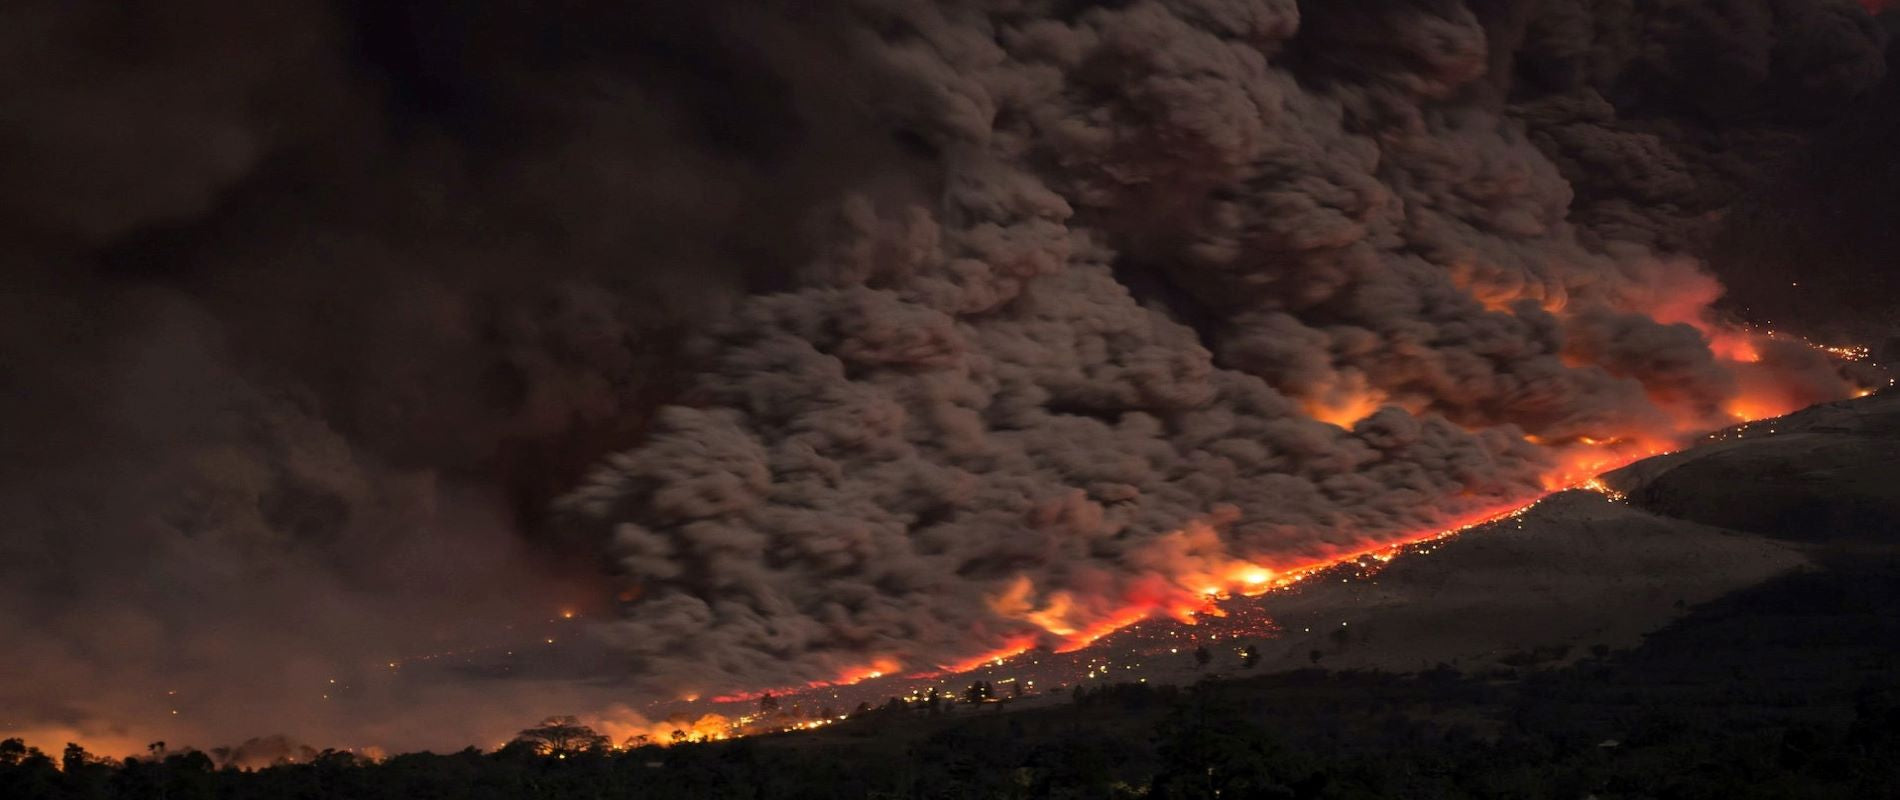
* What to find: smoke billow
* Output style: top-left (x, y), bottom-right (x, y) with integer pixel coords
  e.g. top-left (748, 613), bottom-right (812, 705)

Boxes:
top-left (0, 0), bottom-right (1890, 750)
top-left (0, 0), bottom-right (883, 752)
top-left (557, 0), bottom-right (1889, 695)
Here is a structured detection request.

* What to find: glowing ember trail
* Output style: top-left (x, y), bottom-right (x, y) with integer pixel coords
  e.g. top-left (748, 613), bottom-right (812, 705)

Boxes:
top-left (685, 329), bottom-right (1879, 719)
top-left (622, 386), bottom-right (1881, 750)
top-left (630, 479), bottom-right (1615, 746)
top-left (927, 636), bottom-right (1042, 676)
top-left (960, 326), bottom-right (1878, 664)
top-left (708, 657), bottom-right (903, 704)
top-left (593, 315), bottom-right (1882, 752)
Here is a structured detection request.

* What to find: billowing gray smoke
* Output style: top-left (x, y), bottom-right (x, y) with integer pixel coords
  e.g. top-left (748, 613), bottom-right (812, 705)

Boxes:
top-left (556, 0), bottom-right (1887, 694)
top-left (0, 0), bottom-right (1888, 749)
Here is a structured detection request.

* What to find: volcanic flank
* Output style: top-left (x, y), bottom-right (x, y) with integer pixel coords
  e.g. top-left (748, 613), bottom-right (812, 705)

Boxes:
top-left (2, 0), bottom-right (1896, 755)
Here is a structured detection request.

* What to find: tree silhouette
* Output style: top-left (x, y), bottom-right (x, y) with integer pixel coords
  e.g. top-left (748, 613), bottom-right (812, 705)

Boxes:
top-left (0, 739), bottom-right (26, 767)
top-left (1193, 646), bottom-right (1212, 669)
top-left (964, 680), bottom-right (993, 704)
top-left (1150, 693), bottom-right (1304, 799)
top-left (511, 716), bottom-right (608, 757)
top-left (61, 743), bottom-right (89, 773)
top-left (1242, 645), bottom-right (1260, 669)
top-left (759, 692), bottom-right (780, 715)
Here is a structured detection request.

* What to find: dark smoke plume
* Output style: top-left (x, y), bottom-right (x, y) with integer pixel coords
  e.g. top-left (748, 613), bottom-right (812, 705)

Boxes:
top-left (557, 0), bottom-right (1888, 694)
top-left (0, 0), bottom-right (1889, 749)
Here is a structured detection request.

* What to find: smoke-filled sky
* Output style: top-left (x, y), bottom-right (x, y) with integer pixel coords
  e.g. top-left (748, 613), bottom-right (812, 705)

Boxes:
top-left (2, 0), bottom-right (1895, 755)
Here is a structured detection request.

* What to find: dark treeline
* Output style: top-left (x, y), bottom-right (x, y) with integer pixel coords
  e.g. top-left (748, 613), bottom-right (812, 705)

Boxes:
top-left (7, 553), bottom-right (1900, 799)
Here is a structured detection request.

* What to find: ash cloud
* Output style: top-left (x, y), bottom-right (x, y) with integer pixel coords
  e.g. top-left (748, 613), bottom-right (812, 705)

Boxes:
top-left (0, 0), bottom-right (1889, 750)
top-left (560, 0), bottom-right (1886, 696)
top-left (0, 0), bottom-right (917, 752)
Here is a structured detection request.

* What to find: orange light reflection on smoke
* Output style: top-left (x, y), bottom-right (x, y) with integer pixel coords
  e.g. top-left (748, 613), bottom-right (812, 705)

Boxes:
top-left (1306, 391), bottom-right (1385, 429)
top-left (991, 431), bottom-right (1729, 657)
top-left (692, 316), bottom-right (1877, 725)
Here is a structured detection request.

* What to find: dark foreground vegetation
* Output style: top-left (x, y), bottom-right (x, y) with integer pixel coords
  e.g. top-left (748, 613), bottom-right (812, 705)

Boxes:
top-left (7, 551), bottom-right (1900, 799)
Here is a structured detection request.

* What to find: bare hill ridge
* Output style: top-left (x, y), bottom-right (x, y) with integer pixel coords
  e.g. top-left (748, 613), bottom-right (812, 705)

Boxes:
top-left (1609, 391), bottom-right (1900, 541)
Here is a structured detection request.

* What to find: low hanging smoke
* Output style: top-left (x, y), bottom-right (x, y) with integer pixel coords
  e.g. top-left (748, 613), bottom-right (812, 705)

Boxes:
top-left (0, 0), bottom-right (1890, 751)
